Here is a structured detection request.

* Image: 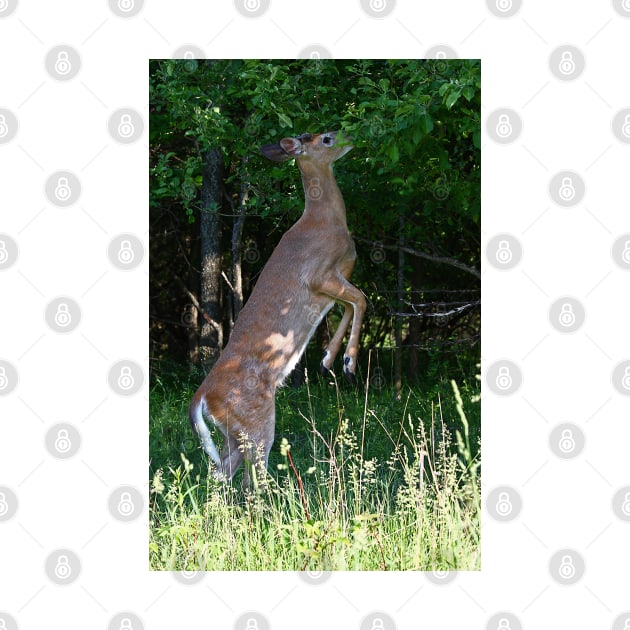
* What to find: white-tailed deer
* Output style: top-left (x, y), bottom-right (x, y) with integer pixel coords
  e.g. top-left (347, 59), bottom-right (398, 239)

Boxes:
top-left (189, 131), bottom-right (365, 487)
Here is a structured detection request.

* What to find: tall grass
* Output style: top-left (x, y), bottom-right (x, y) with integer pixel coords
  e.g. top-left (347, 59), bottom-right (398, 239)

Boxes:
top-left (149, 364), bottom-right (480, 571)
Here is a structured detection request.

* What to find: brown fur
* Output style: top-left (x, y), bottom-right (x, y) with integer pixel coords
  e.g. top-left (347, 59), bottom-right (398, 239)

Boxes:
top-left (189, 131), bottom-right (365, 488)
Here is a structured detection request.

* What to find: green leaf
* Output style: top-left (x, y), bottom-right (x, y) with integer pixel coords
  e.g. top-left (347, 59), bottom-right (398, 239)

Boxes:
top-left (388, 144), bottom-right (399, 164)
top-left (277, 112), bottom-right (292, 128)
top-left (445, 87), bottom-right (462, 110)
top-left (420, 114), bottom-right (434, 134)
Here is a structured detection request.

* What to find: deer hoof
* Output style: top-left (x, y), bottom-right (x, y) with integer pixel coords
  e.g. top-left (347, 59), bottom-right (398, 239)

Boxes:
top-left (320, 350), bottom-right (333, 376)
top-left (343, 356), bottom-right (357, 385)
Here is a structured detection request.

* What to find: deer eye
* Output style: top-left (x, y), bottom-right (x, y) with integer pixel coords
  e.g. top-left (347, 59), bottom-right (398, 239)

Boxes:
top-left (323, 135), bottom-right (333, 145)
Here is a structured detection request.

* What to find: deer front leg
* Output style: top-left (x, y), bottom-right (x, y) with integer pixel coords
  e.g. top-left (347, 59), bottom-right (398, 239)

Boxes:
top-left (320, 304), bottom-right (353, 376)
top-left (314, 275), bottom-right (366, 384)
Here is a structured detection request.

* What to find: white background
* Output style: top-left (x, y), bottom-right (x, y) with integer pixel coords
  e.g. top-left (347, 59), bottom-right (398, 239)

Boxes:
top-left (0, 0), bottom-right (629, 628)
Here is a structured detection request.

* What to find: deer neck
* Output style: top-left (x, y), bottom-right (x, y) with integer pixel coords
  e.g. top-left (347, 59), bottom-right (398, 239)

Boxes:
top-left (298, 161), bottom-right (347, 227)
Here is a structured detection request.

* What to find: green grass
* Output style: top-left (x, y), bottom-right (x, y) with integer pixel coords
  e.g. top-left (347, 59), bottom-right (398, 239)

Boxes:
top-left (149, 361), bottom-right (480, 571)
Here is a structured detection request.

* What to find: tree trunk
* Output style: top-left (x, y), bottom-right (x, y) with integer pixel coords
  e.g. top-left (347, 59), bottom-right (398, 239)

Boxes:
top-left (231, 157), bottom-right (249, 323)
top-left (199, 147), bottom-right (224, 367)
top-left (187, 233), bottom-right (200, 367)
top-left (394, 214), bottom-right (405, 400)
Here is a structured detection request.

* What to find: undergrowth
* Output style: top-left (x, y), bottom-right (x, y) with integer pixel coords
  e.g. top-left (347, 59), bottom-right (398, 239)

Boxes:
top-left (149, 362), bottom-right (480, 571)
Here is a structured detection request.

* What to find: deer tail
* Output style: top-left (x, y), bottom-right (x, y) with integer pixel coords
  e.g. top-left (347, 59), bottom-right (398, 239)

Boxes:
top-left (189, 396), bottom-right (222, 469)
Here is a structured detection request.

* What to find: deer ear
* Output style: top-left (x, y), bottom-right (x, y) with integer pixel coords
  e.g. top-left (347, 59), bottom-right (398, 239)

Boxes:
top-left (260, 137), bottom-right (304, 161)
top-left (278, 137), bottom-right (303, 157)
top-left (260, 142), bottom-right (291, 162)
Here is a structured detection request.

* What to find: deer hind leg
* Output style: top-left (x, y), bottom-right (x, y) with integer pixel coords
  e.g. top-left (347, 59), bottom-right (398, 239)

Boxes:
top-left (241, 403), bottom-right (276, 491)
top-left (217, 433), bottom-right (246, 482)
top-left (314, 275), bottom-right (367, 384)
top-left (320, 304), bottom-right (353, 376)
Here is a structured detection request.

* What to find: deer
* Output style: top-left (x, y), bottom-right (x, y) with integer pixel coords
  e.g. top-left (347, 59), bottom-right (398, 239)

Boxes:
top-left (189, 131), bottom-right (365, 488)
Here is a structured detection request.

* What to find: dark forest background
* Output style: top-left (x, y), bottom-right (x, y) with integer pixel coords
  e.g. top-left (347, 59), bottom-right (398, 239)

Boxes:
top-left (149, 59), bottom-right (480, 390)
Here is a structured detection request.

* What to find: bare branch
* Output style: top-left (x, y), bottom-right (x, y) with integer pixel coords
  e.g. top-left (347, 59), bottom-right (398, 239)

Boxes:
top-left (175, 275), bottom-right (222, 335)
top-left (354, 236), bottom-right (481, 280)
